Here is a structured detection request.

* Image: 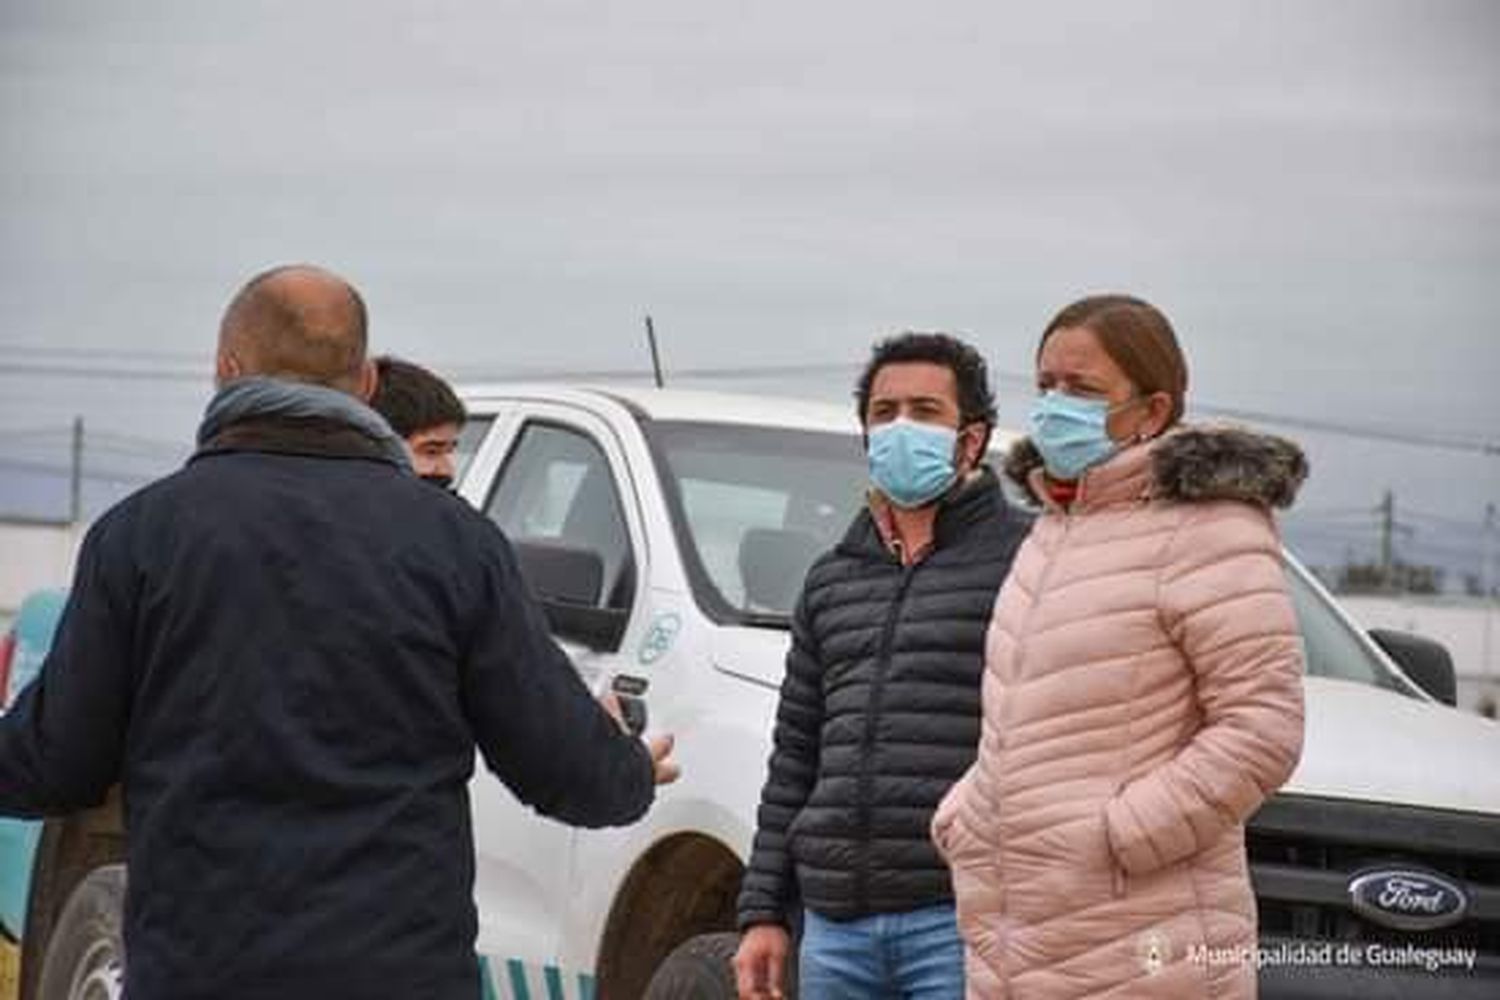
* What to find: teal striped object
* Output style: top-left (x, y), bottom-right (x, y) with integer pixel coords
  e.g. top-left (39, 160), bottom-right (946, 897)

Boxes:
top-left (479, 954), bottom-right (597, 1000)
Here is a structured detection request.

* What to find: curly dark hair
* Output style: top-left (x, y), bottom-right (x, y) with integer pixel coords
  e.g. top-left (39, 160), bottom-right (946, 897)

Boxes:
top-left (854, 331), bottom-right (997, 432)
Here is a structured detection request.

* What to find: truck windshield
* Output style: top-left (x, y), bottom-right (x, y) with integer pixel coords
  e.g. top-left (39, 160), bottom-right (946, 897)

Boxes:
top-left (646, 421), bottom-right (868, 624)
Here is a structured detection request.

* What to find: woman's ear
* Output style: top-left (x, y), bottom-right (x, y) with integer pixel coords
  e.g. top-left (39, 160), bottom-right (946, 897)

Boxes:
top-left (1139, 391), bottom-right (1175, 440)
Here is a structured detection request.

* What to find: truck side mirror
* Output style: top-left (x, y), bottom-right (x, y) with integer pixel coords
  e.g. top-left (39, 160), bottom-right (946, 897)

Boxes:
top-left (512, 540), bottom-right (628, 653)
top-left (542, 603), bottom-right (628, 654)
top-left (1368, 628), bottom-right (1458, 706)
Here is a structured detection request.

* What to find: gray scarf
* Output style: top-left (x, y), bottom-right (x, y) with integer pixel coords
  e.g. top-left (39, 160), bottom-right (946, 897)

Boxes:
top-left (197, 376), bottom-right (412, 471)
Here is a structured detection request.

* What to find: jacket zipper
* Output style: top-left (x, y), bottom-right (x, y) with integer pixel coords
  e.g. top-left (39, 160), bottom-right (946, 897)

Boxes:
top-left (1045, 485), bottom-right (1131, 899)
top-left (852, 560), bottom-right (920, 915)
top-left (991, 510), bottom-right (1073, 973)
top-left (1012, 512), bottom-right (1071, 713)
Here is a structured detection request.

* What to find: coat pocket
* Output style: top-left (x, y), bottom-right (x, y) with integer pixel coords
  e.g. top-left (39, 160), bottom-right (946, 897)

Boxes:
top-left (1017, 807), bottom-right (1124, 911)
top-left (1101, 803), bottom-right (1129, 899)
top-left (784, 809), bottom-right (807, 862)
top-left (941, 809), bottom-right (998, 871)
top-left (931, 804), bottom-right (961, 861)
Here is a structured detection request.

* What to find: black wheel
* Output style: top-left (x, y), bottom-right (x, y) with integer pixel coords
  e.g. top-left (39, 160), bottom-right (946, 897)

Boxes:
top-left (643, 931), bottom-right (798, 1000)
top-left (36, 865), bottom-right (126, 1000)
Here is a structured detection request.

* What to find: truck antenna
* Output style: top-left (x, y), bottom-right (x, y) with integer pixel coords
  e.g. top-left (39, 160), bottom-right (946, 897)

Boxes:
top-left (644, 314), bottom-right (665, 388)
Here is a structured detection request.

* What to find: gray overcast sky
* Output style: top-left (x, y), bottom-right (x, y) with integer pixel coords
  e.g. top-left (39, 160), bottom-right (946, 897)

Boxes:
top-left (2, 1), bottom-right (1497, 577)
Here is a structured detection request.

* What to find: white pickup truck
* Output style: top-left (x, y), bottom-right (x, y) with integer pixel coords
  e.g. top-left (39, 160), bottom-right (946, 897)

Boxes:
top-left (4, 384), bottom-right (1499, 1000)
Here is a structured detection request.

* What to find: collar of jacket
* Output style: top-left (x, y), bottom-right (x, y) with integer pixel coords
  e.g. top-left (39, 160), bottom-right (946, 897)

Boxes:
top-left (866, 488), bottom-right (936, 566)
top-left (193, 414), bottom-right (408, 467)
top-left (842, 465), bottom-right (1006, 560)
top-left (193, 376), bottom-right (412, 471)
top-left (1004, 424), bottom-right (1308, 514)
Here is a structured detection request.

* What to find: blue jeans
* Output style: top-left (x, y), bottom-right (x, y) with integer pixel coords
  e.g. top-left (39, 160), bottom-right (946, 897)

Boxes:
top-left (799, 902), bottom-right (964, 999)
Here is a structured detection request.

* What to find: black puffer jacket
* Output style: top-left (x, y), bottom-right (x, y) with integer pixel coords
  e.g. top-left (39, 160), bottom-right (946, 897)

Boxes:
top-left (737, 469), bottom-right (1030, 927)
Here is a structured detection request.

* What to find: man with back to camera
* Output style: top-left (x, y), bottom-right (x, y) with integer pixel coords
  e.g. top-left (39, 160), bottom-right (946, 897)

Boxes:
top-left (733, 333), bottom-right (1032, 999)
top-left (0, 263), bottom-right (678, 1000)
top-left (371, 353), bottom-right (467, 489)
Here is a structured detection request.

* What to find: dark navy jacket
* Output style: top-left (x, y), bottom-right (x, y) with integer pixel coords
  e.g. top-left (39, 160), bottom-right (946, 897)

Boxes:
top-left (0, 417), bottom-right (654, 999)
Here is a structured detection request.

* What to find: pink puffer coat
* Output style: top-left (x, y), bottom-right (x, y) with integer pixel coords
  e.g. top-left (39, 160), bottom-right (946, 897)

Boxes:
top-left (933, 427), bottom-right (1307, 999)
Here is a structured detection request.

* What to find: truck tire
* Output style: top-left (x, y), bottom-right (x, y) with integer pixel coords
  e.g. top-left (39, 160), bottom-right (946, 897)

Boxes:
top-left (36, 864), bottom-right (126, 1000)
top-left (642, 932), bottom-right (798, 1000)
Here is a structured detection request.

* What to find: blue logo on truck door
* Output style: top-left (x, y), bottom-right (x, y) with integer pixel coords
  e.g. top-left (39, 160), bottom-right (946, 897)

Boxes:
top-left (638, 613), bottom-right (682, 665)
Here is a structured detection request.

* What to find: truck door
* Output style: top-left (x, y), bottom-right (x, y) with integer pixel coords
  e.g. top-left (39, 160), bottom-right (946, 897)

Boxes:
top-left (466, 405), bottom-right (646, 994)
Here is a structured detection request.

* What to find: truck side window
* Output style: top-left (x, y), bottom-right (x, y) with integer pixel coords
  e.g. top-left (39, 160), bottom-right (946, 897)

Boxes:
top-left (486, 422), bottom-right (636, 612)
top-left (1283, 562), bottom-right (1404, 695)
top-left (453, 415), bottom-right (493, 486)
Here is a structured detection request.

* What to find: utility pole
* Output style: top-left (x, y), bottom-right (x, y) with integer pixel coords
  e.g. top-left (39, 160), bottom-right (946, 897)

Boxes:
top-left (1378, 490), bottom-right (1395, 591)
top-left (69, 415), bottom-right (84, 525)
top-left (1484, 503), bottom-right (1496, 683)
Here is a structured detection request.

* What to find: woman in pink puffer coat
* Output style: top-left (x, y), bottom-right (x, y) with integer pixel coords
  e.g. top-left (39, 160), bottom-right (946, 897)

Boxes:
top-left (933, 294), bottom-right (1306, 998)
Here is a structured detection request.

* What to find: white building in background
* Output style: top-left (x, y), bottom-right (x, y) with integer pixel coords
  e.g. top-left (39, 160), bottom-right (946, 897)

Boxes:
top-left (1340, 594), bottom-right (1500, 716)
top-left (0, 520), bottom-right (83, 616)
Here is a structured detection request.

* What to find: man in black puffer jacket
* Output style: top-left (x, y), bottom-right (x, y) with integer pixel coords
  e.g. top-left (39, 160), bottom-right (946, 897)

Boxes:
top-left (734, 333), bottom-right (1031, 999)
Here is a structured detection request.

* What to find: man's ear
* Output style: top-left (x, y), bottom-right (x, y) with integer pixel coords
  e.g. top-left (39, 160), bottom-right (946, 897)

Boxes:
top-left (214, 349), bottom-right (241, 387)
top-left (356, 359), bottom-right (378, 403)
top-left (957, 422), bottom-right (988, 472)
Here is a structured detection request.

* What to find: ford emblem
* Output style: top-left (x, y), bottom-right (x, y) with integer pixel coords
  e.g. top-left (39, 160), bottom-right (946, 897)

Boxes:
top-left (1348, 869), bottom-right (1468, 932)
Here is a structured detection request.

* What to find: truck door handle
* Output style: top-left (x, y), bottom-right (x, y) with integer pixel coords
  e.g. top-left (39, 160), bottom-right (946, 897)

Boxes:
top-left (612, 674), bottom-right (649, 736)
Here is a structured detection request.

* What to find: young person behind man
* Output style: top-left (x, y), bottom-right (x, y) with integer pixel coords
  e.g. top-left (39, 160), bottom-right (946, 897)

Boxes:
top-left (371, 354), bottom-right (467, 489)
top-left (0, 264), bottom-right (677, 1000)
top-left (733, 333), bottom-right (1032, 999)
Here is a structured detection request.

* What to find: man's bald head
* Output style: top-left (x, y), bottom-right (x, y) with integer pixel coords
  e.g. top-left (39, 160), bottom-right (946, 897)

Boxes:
top-left (216, 264), bottom-right (373, 397)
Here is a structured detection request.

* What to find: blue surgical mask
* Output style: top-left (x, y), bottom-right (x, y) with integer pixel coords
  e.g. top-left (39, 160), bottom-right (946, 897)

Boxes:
top-left (1027, 391), bottom-right (1127, 481)
top-left (867, 418), bottom-right (959, 509)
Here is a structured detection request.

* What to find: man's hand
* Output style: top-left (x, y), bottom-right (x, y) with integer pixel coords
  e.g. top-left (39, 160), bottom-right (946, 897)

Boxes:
top-left (599, 692), bottom-right (680, 786)
top-left (648, 732), bottom-right (680, 786)
top-left (598, 691), bottom-right (630, 732)
top-left (733, 924), bottom-right (790, 999)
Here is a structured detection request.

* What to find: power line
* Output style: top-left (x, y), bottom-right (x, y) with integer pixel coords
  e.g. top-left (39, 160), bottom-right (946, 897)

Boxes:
top-left (0, 425), bottom-right (187, 453)
top-left (1401, 507), bottom-right (1492, 530)
top-left (1295, 505), bottom-right (1385, 519)
top-left (1289, 512), bottom-right (1490, 534)
top-left (0, 425), bottom-right (75, 441)
top-left (87, 437), bottom-right (190, 459)
top-left (993, 366), bottom-right (1495, 455)
top-left (1186, 401), bottom-right (1498, 457)
top-left (0, 456), bottom-right (156, 485)
top-left (2, 344), bottom-right (210, 364)
top-left (0, 361), bottom-right (207, 383)
top-left (988, 366), bottom-right (1497, 455)
top-left (449, 361), bottom-right (861, 382)
top-left (1, 356), bottom-right (1495, 455)
top-left (0, 445), bottom-right (181, 467)
top-left (92, 429), bottom-right (187, 447)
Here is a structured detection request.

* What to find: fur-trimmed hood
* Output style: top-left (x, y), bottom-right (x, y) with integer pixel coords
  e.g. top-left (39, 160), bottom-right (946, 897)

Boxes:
top-left (1005, 425), bottom-right (1308, 510)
